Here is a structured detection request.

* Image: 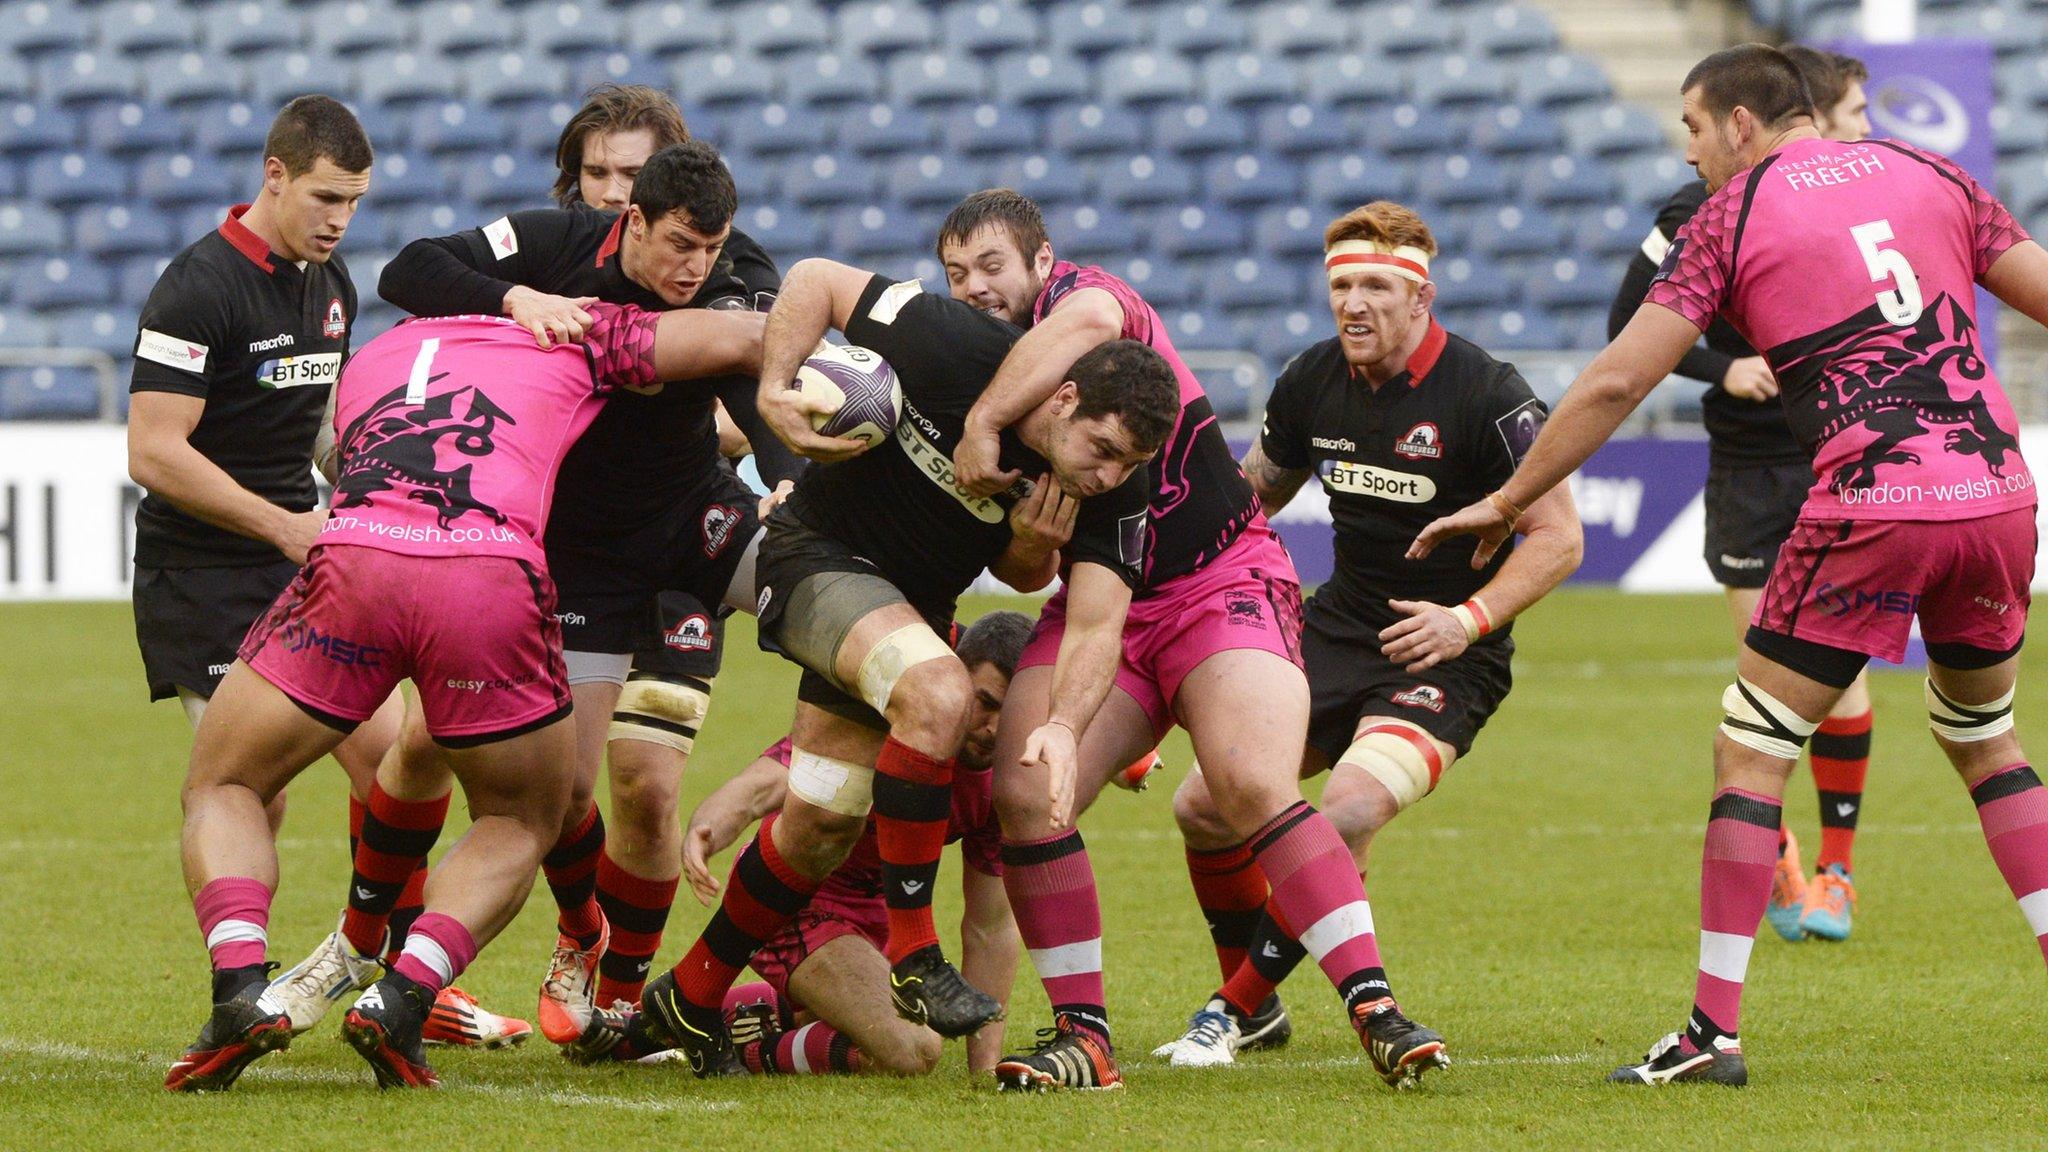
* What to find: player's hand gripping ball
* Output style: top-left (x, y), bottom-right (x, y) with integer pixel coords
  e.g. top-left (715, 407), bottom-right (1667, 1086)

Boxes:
top-left (795, 343), bottom-right (904, 449)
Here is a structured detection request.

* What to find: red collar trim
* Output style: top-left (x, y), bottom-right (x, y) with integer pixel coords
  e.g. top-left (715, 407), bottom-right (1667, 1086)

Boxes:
top-left (1404, 319), bottom-right (1447, 386)
top-left (218, 204), bottom-right (274, 271)
top-left (596, 214), bottom-right (625, 267)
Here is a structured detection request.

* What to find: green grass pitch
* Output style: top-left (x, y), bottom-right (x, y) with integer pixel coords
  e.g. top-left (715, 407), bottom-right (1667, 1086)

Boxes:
top-left (4, 590), bottom-right (2046, 1149)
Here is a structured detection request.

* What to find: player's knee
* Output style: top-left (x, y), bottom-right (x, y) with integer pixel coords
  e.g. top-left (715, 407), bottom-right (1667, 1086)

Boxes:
top-left (1171, 768), bottom-right (1237, 848)
top-left (869, 1026), bottom-right (943, 1076)
top-left (1332, 724), bottom-right (1445, 825)
top-left (778, 794), bottom-right (868, 879)
top-left (788, 746), bottom-right (876, 821)
top-left (882, 655), bottom-right (973, 752)
top-left (1718, 677), bottom-right (1820, 762)
top-left (609, 675), bottom-right (711, 762)
top-left (1927, 678), bottom-right (2017, 746)
top-left (606, 758), bottom-right (681, 853)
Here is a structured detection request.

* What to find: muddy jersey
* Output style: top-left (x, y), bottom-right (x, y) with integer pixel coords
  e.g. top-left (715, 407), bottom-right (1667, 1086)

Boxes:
top-left (784, 274), bottom-right (1149, 610)
top-left (1032, 261), bottom-right (1264, 591)
top-left (1260, 321), bottom-right (1544, 632)
top-left (319, 307), bottom-right (662, 563)
top-left (1649, 137), bottom-right (2035, 521)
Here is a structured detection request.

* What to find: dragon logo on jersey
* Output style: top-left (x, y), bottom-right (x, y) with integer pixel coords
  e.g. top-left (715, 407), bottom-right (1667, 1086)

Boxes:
top-left (1392, 685), bottom-right (1446, 713)
top-left (1394, 422), bottom-right (1442, 460)
top-left (1223, 590), bottom-right (1266, 628)
top-left (332, 379), bottom-right (513, 529)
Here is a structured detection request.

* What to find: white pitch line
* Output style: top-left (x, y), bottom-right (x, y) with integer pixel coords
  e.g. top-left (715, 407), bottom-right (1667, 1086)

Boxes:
top-left (1147, 1052), bottom-right (1598, 1072)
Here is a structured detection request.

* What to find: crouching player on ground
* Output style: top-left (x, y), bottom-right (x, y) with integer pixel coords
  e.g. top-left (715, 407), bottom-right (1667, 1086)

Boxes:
top-left (165, 302), bottom-right (763, 1091)
top-left (580, 612), bottom-right (1033, 1076)
top-left (1155, 202), bottom-right (1582, 1066)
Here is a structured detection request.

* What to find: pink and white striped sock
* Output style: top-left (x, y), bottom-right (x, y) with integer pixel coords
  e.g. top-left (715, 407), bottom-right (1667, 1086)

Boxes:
top-left (1249, 802), bottom-right (1389, 1007)
top-left (390, 912), bottom-right (477, 997)
top-left (192, 876), bottom-right (272, 974)
top-left (1687, 787), bottom-right (1782, 1047)
top-left (1972, 765), bottom-right (2048, 965)
top-left (1001, 829), bottom-right (1109, 1044)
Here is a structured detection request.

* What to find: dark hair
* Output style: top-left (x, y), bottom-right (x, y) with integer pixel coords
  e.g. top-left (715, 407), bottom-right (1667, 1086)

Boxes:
top-left (629, 141), bottom-right (737, 234)
top-left (956, 610), bottom-right (1033, 679)
top-left (936, 188), bottom-right (1050, 262)
top-left (265, 95), bottom-right (372, 177)
top-left (552, 84), bottom-right (690, 208)
top-left (1681, 43), bottom-right (1816, 129)
top-left (1068, 339), bottom-right (1180, 454)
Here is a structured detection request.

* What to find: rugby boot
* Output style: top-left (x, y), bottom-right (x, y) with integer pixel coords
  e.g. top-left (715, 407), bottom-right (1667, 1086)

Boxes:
top-left (1609, 1031), bottom-right (1748, 1086)
top-left (165, 972), bottom-right (292, 1092)
top-left (639, 971), bottom-right (746, 1077)
top-left (1764, 829), bottom-right (1809, 942)
top-left (422, 985), bottom-right (533, 1049)
top-left (1114, 750), bottom-right (1163, 792)
top-left (995, 1015), bottom-right (1122, 1092)
top-left (1799, 864), bottom-right (1856, 942)
top-left (342, 973), bottom-right (439, 1088)
top-left (1235, 992), bottom-right (1293, 1051)
top-left (560, 1000), bottom-right (668, 1065)
top-left (725, 996), bottom-right (779, 1050)
top-left (1352, 996), bottom-right (1449, 1088)
top-left (537, 915), bottom-right (608, 1044)
top-left (1150, 996), bottom-right (1241, 1067)
top-left (259, 916), bottom-right (382, 1035)
top-left (890, 943), bottom-right (1004, 1037)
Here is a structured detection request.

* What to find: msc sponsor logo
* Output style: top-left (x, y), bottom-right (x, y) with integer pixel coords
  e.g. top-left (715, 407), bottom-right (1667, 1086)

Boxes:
top-left (1392, 684), bottom-right (1446, 713)
top-left (1394, 422), bottom-right (1442, 460)
top-left (664, 613), bottom-right (714, 652)
top-left (1223, 589), bottom-right (1266, 628)
top-left (1322, 459), bottom-right (1436, 503)
top-left (280, 621), bottom-right (385, 668)
top-left (445, 672), bottom-right (539, 694)
top-left (1813, 581), bottom-right (1920, 619)
top-left (256, 352), bottom-right (342, 389)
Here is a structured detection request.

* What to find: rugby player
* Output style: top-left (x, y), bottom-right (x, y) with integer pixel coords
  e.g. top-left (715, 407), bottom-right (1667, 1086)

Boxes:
top-left (1155, 201), bottom-right (1582, 1067)
top-left (613, 256), bottom-right (1178, 1077)
top-left (374, 140), bottom-right (779, 1039)
top-left (1415, 44), bottom-right (2047, 1087)
top-left (939, 190), bottom-right (1443, 1092)
top-left (1608, 46), bottom-right (1877, 944)
top-left (579, 612), bottom-right (1033, 1077)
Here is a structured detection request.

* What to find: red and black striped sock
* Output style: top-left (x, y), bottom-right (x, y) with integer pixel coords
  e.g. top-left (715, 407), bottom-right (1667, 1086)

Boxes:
top-left (341, 781), bottom-right (448, 957)
top-left (543, 803), bottom-right (606, 947)
top-left (1810, 710), bottom-right (1872, 872)
top-left (873, 736), bottom-right (954, 964)
top-left (1184, 842), bottom-right (1270, 983)
top-left (383, 864), bottom-right (428, 968)
top-left (595, 850), bottom-right (679, 1006)
top-left (670, 815), bottom-right (822, 1026)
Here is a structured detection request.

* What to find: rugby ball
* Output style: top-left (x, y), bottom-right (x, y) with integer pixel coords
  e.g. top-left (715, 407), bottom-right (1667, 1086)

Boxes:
top-left (796, 342), bottom-right (903, 448)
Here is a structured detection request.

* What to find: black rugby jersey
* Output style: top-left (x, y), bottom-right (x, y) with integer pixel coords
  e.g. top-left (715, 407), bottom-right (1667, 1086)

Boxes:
top-left (378, 207), bottom-right (788, 535)
top-left (130, 204), bottom-right (356, 568)
top-left (1260, 321), bottom-right (1544, 635)
top-left (786, 274), bottom-right (1150, 611)
top-left (1609, 180), bottom-right (1804, 466)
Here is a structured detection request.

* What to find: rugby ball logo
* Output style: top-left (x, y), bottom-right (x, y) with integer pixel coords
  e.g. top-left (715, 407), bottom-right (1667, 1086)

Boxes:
top-left (796, 342), bottom-right (903, 448)
top-left (1394, 422), bottom-right (1442, 460)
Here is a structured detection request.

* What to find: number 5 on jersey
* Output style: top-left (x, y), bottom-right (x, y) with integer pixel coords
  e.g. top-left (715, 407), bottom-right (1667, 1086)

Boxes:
top-left (1850, 220), bottom-right (1923, 326)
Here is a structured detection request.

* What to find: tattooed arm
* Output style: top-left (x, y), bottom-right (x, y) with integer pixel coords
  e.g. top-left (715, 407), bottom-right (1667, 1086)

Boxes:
top-left (1241, 440), bottom-right (1312, 519)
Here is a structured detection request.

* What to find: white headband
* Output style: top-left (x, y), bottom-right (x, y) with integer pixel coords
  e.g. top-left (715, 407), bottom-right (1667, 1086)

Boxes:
top-left (1325, 239), bottom-right (1432, 284)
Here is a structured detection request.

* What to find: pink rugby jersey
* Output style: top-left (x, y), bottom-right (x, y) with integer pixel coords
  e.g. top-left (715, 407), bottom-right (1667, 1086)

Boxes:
top-left (1648, 136), bottom-right (2035, 522)
top-left (321, 306), bottom-right (660, 563)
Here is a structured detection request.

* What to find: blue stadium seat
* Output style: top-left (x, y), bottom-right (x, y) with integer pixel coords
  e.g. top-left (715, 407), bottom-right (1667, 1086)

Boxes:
top-left (1517, 53), bottom-right (1613, 107)
top-left (727, 102), bottom-right (833, 156)
top-left (175, 205), bottom-right (224, 248)
top-left (2000, 57), bottom-right (2048, 113)
top-left (1359, 3), bottom-right (1459, 54)
top-left (1197, 354), bottom-right (1269, 420)
top-left (186, 99), bottom-right (268, 156)
top-left (1252, 204), bottom-right (1324, 258)
top-left (1155, 2), bottom-right (1248, 55)
top-left (411, 102), bottom-right (510, 156)
top-left (1467, 204), bottom-right (1567, 259)
top-left (16, 255), bottom-right (114, 308)
top-left (1252, 2), bottom-right (1352, 55)
top-left (1372, 101), bottom-right (1459, 155)
top-left (837, 103), bottom-right (936, 156)
top-left (1046, 102), bottom-right (1144, 156)
top-left (469, 51), bottom-right (571, 106)
top-left (348, 51), bottom-right (450, 105)
top-left (0, 51), bottom-right (27, 101)
top-left (417, 3), bottom-right (512, 56)
top-left (1463, 3), bottom-right (1561, 56)
top-left (1304, 153), bottom-right (1413, 210)
top-left (368, 151), bottom-right (450, 206)
top-left (100, 1), bottom-right (199, 57)
top-left (2006, 155), bottom-right (2048, 219)
top-left (1410, 55), bottom-right (1510, 107)
top-left (27, 151), bottom-right (112, 206)
top-left (1469, 104), bottom-right (1564, 156)
top-left (1099, 254), bottom-right (1191, 309)
top-left (1047, 1), bottom-right (1144, 56)
top-left (1036, 203), bottom-right (1134, 261)
top-left (1612, 153), bottom-right (1692, 209)
top-left (832, 202), bottom-right (917, 262)
top-left (387, 202), bottom-right (468, 245)
top-left (0, 0), bottom-right (90, 57)
top-left (888, 152), bottom-right (987, 207)
top-left (1205, 153), bottom-right (1300, 207)
top-left (0, 102), bottom-right (77, 154)
top-left (783, 152), bottom-right (877, 207)
top-left (942, 103), bottom-right (1041, 156)
top-left (574, 50), bottom-right (671, 92)
top-left (1563, 104), bottom-right (1667, 158)
top-left (49, 305), bottom-right (131, 356)
top-left (1430, 254), bottom-right (1516, 309)
top-left (735, 203), bottom-right (823, 259)
top-left (1154, 102), bottom-right (1252, 157)
top-left (338, 202), bottom-right (393, 250)
top-left (76, 203), bottom-right (172, 257)
top-left (1153, 204), bottom-right (1247, 258)
top-left (1205, 254), bottom-right (1289, 312)
top-left (676, 50), bottom-right (779, 107)
top-left (731, 2), bottom-right (832, 55)
top-left (1574, 203), bottom-right (1653, 261)
top-left (944, 3), bottom-right (1040, 56)
top-left (838, 2), bottom-right (935, 56)
top-left (1466, 307), bottom-right (1568, 351)
top-left (1099, 51), bottom-right (1197, 105)
top-left (140, 50), bottom-right (243, 106)
top-left (346, 102), bottom-right (408, 155)
top-left (311, 0), bottom-right (414, 55)
top-left (525, 2), bottom-right (623, 57)
top-left (84, 102), bottom-right (183, 157)
top-left (1523, 154), bottom-right (1618, 207)
top-left (1251, 309), bottom-right (1321, 366)
top-left (1306, 54), bottom-right (1407, 107)
top-left (1099, 152), bottom-right (1196, 207)
top-left (211, 1), bottom-right (304, 56)
top-left (0, 201), bottom-right (62, 255)
top-left (631, 1), bottom-right (727, 56)
top-left (0, 307), bottom-right (50, 346)
top-left (992, 50), bottom-right (1092, 107)
top-left (1418, 153), bottom-right (1508, 206)
top-left (1926, 5), bottom-right (2044, 57)
top-left (138, 152), bottom-right (236, 208)
top-left (721, 151), bottom-right (777, 203)
top-left (41, 51), bottom-right (141, 105)
top-left (505, 96), bottom-right (575, 156)
top-left (0, 364), bottom-right (103, 419)
top-left (782, 51), bottom-right (882, 106)
top-left (1256, 102), bottom-right (1351, 157)
top-left (460, 151), bottom-right (556, 213)
top-left (1524, 254), bottom-right (1615, 310)
top-left (1996, 108), bottom-right (2048, 162)
top-left (1202, 51), bottom-right (1300, 107)
top-left (890, 50), bottom-right (988, 106)
top-left (247, 51), bottom-right (356, 110)
top-left (989, 152), bottom-right (1085, 205)
top-left (1158, 306), bottom-right (1239, 351)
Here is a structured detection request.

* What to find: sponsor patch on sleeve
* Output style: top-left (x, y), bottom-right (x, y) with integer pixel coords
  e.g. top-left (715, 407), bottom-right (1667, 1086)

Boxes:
top-left (866, 279), bottom-right (924, 325)
top-left (136, 328), bottom-right (208, 374)
top-left (483, 216), bottom-right (519, 261)
top-left (1494, 398), bottom-right (1547, 464)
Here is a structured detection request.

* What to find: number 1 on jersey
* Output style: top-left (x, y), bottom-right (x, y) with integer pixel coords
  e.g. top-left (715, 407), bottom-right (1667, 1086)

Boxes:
top-left (1850, 220), bottom-right (1923, 326)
